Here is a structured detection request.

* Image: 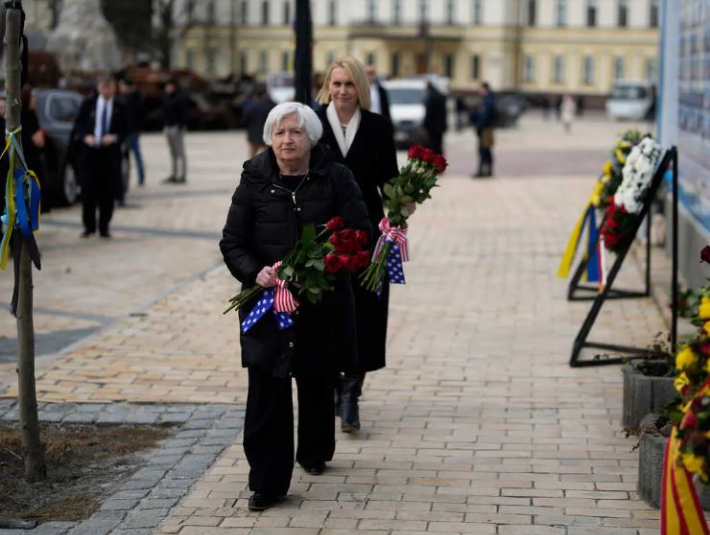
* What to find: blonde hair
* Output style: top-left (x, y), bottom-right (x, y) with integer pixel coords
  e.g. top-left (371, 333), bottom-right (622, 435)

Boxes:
top-left (316, 56), bottom-right (371, 110)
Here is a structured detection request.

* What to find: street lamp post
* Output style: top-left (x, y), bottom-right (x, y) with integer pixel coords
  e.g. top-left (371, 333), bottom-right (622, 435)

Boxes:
top-left (294, 0), bottom-right (312, 105)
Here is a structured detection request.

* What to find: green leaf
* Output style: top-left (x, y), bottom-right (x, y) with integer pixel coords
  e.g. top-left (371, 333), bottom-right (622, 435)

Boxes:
top-left (301, 225), bottom-right (316, 243)
top-left (383, 183), bottom-right (396, 199)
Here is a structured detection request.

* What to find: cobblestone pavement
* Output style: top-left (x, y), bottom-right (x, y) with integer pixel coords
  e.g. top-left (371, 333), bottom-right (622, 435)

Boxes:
top-left (1, 115), bottom-right (668, 533)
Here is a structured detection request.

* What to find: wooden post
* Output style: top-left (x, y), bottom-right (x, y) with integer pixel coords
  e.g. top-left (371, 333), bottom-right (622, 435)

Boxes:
top-left (5, 0), bottom-right (46, 483)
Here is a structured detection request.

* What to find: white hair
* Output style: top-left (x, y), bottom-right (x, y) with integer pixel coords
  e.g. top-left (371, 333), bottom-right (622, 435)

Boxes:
top-left (263, 102), bottom-right (323, 147)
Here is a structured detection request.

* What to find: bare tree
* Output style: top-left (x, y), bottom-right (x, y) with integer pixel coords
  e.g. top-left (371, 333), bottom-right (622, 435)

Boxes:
top-left (154, 0), bottom-right (195, 69)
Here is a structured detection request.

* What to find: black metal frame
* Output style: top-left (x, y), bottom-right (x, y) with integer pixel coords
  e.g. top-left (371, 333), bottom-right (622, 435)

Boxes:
top-left (567, 213), bottom-right (652, 301)
top-left (570, 147), bottom-right (679, 367)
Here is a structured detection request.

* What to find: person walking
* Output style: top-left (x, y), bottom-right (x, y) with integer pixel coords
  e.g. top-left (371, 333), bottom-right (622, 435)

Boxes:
top-left (242, 85), bottom-right (276, 158)
top-left (315, 56), bottom-right (399, 434)
top-left (74, 76), bottom-right (129, 238)
top-left (119, 77), bottom-right (146, 187)
top-left (423, 80), bottom-right (447, 156)
top-left (470, 82), bottom-right (496, 178)
top-left (365, 65), bottom-right (391, 123)
top-left (162, 80), bottom-right (188, 184)
top-left (220, 102), bottom-right (370, 511)
top-left (561, 93), bottom-right (576, 133)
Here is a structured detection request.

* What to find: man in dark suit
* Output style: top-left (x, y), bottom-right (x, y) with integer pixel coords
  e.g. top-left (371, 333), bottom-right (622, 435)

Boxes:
top-left (366, 65), bottom-right (391, 123)
top-left (423, 81), bottom-right (447, 156)
top-left (74, 75), bottom-right (129, 238)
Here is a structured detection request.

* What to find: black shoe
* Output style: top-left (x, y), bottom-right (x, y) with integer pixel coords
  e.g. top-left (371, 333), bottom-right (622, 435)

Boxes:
top-left (80, 231), bottom-right (93, 238)
top-left (175, 177), bottom-right (186, 184)
top-left (341, 399), bottom-right (360, 433)
top-left (162, 176), bottom-right (178, 184)
top-left (100, 231), bottom-right (112, 239)
top-left (248, 492), bottom-right (285, 511)
top-left (302, 461), bottom-right (326, 475)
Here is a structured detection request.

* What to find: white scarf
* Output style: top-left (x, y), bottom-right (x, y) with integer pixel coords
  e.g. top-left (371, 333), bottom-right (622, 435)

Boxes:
top-left (326, 102), bottom-right (361, 158)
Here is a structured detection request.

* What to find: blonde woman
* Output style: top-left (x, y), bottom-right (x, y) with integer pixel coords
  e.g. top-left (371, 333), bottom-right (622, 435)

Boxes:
top-left (315, 57), bottom-right (399, 433)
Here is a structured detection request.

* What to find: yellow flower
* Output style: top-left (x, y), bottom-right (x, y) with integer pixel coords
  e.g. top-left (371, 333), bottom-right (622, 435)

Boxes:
top-left (615, 149), bottom-right (627, 164)
top-left (600, 173), bottom-right (611, 184)
top-left (676, 346), bottom-right (699, 371)
top-left (682, 453), bottom-right (706, 476)
top-left (700, 297), bottom-right (710, 319)
top-left (675, 372), bottom-right (690, 393)
top-left (603, 161), bottom-right (612, 175)
top-left (704, 322), bottom-right (710, 336)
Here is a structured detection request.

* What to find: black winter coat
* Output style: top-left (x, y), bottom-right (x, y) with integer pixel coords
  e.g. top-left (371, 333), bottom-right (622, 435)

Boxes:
top-left (316, 107), bottom-right (399, 372)
top-left (220, 143), bottom-right (371, 377)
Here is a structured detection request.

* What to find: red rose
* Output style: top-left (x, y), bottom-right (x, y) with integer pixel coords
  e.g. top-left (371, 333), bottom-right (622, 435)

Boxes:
top-left (692, 397), bottom-right (703, 412)
top-left (432, 154), bottom-right (448, 173)
top-left (700, 342), bottom-right (710, 356)
top-left (345, 255), bottom-right (362, 272)
top-left (408, 145), bottom-right (424, 160)
top-left (356, 250), bottom-right (370, 269)
top-left (324, 254), bottom-right (341, 273)
top-left (421, 148), bottom-right (435, 163)
top-left (605, 216), bottom-right (620, 230)
top-left (331, 230), bottom-right (359, 254)
top-left (701, 246), bottom-right (710, 264)
top-left (681, 411), bottom-right (699, 430)
top-left (326, 216), bottom-right (345, 232)
top-left (354, 230), bottom-right (368, 249)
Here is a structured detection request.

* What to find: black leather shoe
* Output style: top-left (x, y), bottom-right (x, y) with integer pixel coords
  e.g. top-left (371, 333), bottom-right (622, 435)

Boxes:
top-left (100, 232), bottom-right (112, 239)
top-left (302, 461), bottom-right (326, 475)
top-left (248, 492), bottom-right (285, 511)
top-left (80, 231), bottom-right (93, 238)
top-left (162, 176), bottom-right (178, 184)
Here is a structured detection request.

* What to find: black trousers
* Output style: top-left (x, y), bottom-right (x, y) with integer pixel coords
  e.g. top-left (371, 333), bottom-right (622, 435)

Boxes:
top-left (244, 367), bottom-right (335, 496)
top-left (81, 149), bottom-right (118, 234)
top-left (426, 131), bottom-right (444, 156)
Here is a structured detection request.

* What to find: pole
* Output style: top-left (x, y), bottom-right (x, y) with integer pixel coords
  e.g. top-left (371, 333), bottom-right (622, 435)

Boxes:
top-left (5, 0), bottom-right (46, 482)
top-left (671, 146), bottom-right (679, 353)
top-left (294, 0), bottom-right (312, 105)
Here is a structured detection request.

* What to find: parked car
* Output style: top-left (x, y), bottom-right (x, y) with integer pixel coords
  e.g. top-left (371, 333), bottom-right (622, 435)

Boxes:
top-left (266, 71), bottom-right (295, 104)
top-left (33, 89), bottom-right (83, 206)
top-left (606, 80), bottom-right (655, 120)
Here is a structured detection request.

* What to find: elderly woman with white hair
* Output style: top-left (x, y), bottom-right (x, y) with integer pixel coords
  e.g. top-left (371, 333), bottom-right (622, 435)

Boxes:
top-left (220, 102), bottom-right (371, 511)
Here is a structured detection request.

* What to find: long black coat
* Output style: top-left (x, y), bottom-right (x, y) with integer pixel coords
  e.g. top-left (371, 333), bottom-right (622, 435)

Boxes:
top-left (73, 96), bottom-right (130, 188)
top-left (316, 107), bottom-right (399, 372)
top-left (220, 143), bottom-right (371, 377)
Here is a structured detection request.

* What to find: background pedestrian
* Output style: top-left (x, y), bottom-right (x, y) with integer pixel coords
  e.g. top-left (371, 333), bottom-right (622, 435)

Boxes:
top-left (422, 81), bottom-right (447, 156)
top-left (74, 75), bottom-right (129, 238)
top-left (315, 56), bottom-right (399, 434)
top-left (365, 65), bottom-right (391, 123)
top-left (470, 82), bottom-right (496, 178)
top-left (162, 79), bottom-right (188, 184)
top-left (561, 93), bottom-right (577, 133)
top-left (241, 84), bottom-right (275, 158)
top-left (119, 77), bottom-right (146, 188)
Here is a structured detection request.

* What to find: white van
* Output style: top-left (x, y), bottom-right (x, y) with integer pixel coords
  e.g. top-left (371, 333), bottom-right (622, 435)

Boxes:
top-left (382, 76), bottom-right (449, 147)
top-left (606, 80), bottom-right (655, 121)
top-left (266, 72), bottom-right (295, 104)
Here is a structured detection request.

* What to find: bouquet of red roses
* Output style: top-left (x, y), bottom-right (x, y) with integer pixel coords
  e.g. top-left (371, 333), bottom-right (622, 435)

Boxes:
top-left (359, 145), bottom-right (447, 292)
top-left (224, 217), bottom-right (369, 333)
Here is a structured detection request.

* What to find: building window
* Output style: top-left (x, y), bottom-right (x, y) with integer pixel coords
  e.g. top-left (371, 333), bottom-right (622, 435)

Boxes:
top-left (239, 51), bottom-right (248, 74)
top-left (186, 0), bottom-right (195, 24)
top-left (327, 50), bottom-right (336, 65)
top-left (650, 0), bottom-right (659, 28)
top-left (283, 1), bottom-right (291, 25)
top-left (207, 49), bottom-right (217, 74)
top-left (391, 52), bottom-right (400, 77)
top-left (186, 50), bottom-right (195, 70)
top-left (527, 0), bottom-right (537, 26)
top-left (471, 54), bottom-right (480, 79)
top-left (261, 1), bottom-right (269, 25)
top-left (420, 0), bottom-right (429, 24)
top-left (328, 1), bottom-right (336, 26)
top-left (472, 0), bottom-right (483, 24)
top-left (206, 0), bottom-right (216, 24)
top-left (393, 0), bottom-right (402, 24)
top-left (586, 0), bottom-right (597, 27)
top-left (282, 50), bottom-right (290, 71)
top-left (523, 56), bottom-right (535, 83)
top-left (553, 56), bottom-right (565, 84)
top-left (618, 0), bottom-right (628, 28)
top-left (614, 57), bottom-right (625, 80)
top-left (366, 52), bottom-right (376, 66)
top-left (240, 0), bottom-right (248, 24)
top-left (367, 0), bottom-right (376, 23)
top-left (446, 0), bottom-right (455, 25)
top-left (444, 54), bottom-right (455, 78)
top-left (583, 56), bottom-right (594, 84)
top-left (556, 0), bottom-right (567, 26)
top-left (646, 58), bottom-right (658, 82)
top-left (260, 50), bottom-right (269, 72)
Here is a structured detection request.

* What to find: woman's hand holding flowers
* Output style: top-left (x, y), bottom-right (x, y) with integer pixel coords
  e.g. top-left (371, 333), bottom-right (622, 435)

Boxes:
top-left (256, 266), bottom-right (278, 288)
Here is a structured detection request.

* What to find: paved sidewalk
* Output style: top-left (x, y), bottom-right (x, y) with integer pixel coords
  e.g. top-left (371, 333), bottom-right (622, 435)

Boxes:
top-left (0, 117), bottom-right (668, 533)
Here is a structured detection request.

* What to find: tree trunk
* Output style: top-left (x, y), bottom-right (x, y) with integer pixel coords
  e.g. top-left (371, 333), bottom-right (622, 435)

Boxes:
top-left (5, 1), bottom-right (46, 483)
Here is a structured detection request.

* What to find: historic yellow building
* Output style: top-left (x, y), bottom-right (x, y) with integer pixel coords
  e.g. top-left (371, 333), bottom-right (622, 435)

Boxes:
top-left (174, 0), bottom-right (660, 98)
